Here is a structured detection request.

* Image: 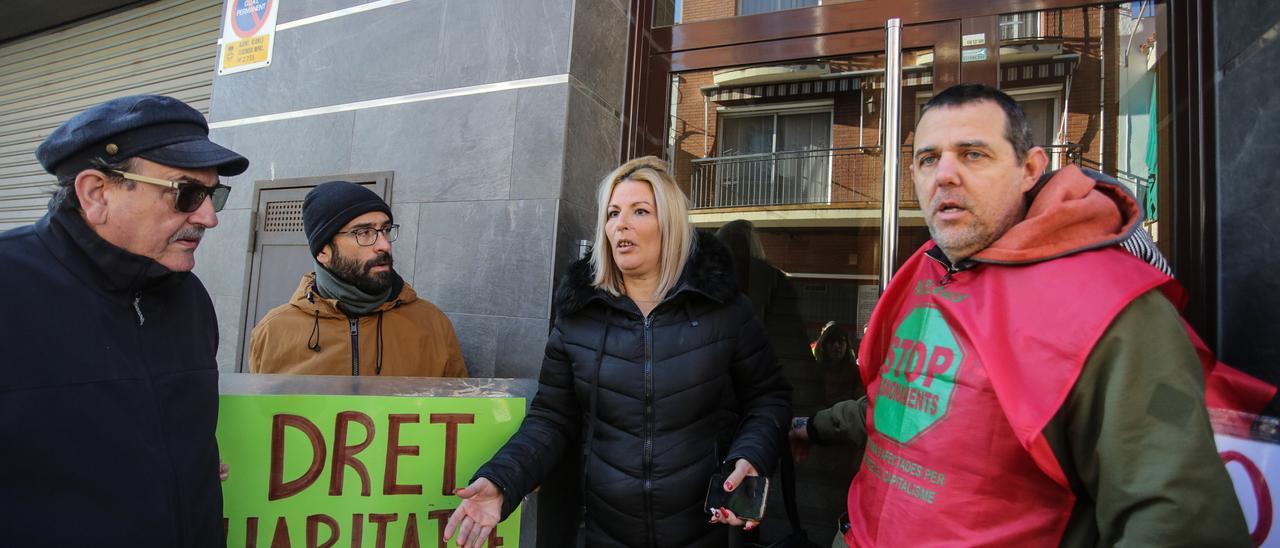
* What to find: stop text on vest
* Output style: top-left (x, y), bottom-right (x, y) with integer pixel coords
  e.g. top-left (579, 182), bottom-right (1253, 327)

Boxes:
top-left (883, 335), bottom-right (956, 389)
top-left (915, 279), bottom-right (968, 303)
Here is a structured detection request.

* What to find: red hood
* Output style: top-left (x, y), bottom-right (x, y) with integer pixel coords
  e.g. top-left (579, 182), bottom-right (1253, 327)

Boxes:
top-left (972, 165), bottom-right (1142, 264)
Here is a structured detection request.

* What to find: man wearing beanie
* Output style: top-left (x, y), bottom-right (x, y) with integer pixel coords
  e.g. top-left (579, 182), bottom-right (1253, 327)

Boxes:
top-left (0, 95), bottom-right (248, 546)
top-left (248, 181), bottom-right (467, 378)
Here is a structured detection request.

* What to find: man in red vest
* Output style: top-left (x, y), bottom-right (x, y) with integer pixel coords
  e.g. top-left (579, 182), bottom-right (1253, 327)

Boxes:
top-left (790, 84), bottom-right (1249, 546)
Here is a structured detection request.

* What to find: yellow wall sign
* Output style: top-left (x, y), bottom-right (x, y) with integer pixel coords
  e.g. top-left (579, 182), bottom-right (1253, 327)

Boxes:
top-left (217, 0), bottom-right (279, 74)
top-left (218, 391), bottom-right (525, 547)
top-left (221, 35), bottom-right (272, 71)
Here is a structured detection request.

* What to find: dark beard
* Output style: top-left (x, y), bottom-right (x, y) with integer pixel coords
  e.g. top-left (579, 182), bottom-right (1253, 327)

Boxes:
top-left (329, 246), bottom-right (394, 294)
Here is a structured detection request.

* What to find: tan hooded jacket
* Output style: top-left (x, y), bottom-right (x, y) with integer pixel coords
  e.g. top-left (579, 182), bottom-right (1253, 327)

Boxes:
top-left (249, 272), bottom-right (467, 377)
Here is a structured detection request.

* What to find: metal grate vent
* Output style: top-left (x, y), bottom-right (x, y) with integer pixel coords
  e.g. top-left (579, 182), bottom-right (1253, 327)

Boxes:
top-left (263, 200), bottom-right (304, 232)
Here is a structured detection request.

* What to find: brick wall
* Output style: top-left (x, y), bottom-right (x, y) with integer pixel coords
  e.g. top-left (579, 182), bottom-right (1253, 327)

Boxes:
top-left (1060, 6), bottom-right (1103, 167)
top-left (996, 6), bottom-right (1120, 173)
top-left (671, 70), bottom-right (715, 195)
top-left (672, 64), bottom-right (929, 207)
top-left (681, 0), bottom-right (736, 24)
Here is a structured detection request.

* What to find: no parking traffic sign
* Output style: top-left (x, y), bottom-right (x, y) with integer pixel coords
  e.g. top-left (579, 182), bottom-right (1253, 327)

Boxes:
top-left (217, 0), bottom-right (279, 75)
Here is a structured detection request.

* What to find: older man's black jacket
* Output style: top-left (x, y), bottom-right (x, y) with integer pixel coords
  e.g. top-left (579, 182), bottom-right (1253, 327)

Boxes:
top-left (0, 205), bottom-right (224, 547)
top-left (476, 232), bottom-right (792, 547)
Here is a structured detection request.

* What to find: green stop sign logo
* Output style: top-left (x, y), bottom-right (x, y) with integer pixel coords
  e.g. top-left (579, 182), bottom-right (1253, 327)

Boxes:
top-left (873, 306), bottom-right (965, 444)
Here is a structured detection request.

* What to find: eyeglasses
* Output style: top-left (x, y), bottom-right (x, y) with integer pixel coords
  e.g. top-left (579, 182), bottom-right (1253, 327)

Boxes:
top-left (335, 224), bottom-right (399, 246)
top-left (110, 170), bottom-right (232, 213)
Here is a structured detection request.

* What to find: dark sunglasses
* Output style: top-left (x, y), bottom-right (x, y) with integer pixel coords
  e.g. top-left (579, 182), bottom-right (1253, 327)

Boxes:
top-left (110, 169), bottom-right (231, 213)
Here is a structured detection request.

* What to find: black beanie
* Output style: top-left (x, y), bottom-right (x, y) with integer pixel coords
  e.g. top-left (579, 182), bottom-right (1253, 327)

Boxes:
top-left (303, 181), bottom-right (393, 257)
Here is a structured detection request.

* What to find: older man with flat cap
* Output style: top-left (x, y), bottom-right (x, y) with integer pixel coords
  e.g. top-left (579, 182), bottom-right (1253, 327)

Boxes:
top-left (0, 95), bottom-right (247, 546)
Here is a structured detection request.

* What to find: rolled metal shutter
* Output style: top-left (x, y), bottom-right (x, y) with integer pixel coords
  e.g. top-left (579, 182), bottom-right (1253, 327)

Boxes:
top-left (0, 0), bottom-right (221, 231)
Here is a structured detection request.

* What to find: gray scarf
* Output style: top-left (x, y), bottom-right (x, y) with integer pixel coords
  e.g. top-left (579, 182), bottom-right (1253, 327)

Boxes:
top-left (311, 260), bottom-right (392, 316)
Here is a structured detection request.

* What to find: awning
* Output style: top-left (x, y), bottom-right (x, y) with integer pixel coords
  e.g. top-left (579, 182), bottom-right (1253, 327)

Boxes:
top-left (701, 76), bottom-right (863, 102)
top-left (1001, 60), bottom-right (1073, 83)
top-left (701, 68), bottom-right (934, 101)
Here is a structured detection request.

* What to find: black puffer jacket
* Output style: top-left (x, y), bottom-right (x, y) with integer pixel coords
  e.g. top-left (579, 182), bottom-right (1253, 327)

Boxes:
top-left (476, 232), bottom-right (792, 547)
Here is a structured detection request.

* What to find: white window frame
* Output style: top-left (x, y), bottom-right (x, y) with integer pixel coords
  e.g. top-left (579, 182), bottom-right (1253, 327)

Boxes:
top-left (999, 11), bottom-right (1046, 40)
top-left (715, 101), bottom-right (837, 204)
top-left (1005, 85), bottom-right (1064, 168)
top-left (914, 86), bottom-right (1063, 167)
top-left (737, 0), bottom-right (823, 17)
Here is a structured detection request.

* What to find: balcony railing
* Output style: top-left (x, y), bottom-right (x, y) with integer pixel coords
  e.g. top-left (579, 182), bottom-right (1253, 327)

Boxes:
top-left (999, 10), bottom-right (1064, 41)
top-left (1043, 143), bottom-right (1083, 170)
top-left (688, 146), bottom-right (917, 210)
top-left (687, 144), bottom-right (1086, 210)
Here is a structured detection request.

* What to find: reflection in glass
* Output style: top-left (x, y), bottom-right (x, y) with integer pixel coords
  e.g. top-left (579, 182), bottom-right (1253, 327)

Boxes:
top-left (668, 48), bottom-right (934, 544)
top-left (992, 3), bottom-right (1164, 239)
top-left (655, 0), bottom-right (861, 27)
top-left (739, 0), bottom-right (819, 17)
top-left (714, 111), bottom-right (832, 207)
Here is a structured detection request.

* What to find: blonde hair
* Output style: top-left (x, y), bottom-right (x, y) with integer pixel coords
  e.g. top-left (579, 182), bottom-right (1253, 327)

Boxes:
top-left (590, 156), bottom-right (695, 300)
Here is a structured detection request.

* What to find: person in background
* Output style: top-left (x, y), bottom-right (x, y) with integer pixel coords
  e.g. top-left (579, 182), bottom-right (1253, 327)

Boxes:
top-left (811, 321), bottom-right (864, 404)
top-left (249, 181), bottom-right (466, 378)
top-left (0, 95), bottom-right (248, 546)
top-left (445, 156), bottom-right (792, 547)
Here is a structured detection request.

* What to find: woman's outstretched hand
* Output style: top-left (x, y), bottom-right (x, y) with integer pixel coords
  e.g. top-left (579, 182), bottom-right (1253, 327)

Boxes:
top-left (708, 458), bottom-right (761, 531)
top-left (444, 477), bottom-right (504, 547)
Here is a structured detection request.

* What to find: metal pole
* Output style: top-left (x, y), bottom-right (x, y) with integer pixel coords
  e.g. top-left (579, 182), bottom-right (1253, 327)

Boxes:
top-left (879, 18), bottom-right (903, 293)
top-left (858, 87), bottom-right (865, 147)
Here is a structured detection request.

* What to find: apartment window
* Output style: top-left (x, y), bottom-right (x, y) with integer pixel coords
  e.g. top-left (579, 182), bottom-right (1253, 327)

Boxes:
top-left (999, 12), bottom-right (1045, 40)
top-left (738, 0), bottom-right (820, 17)
top-left (714, 109), bottom-right (832, 206)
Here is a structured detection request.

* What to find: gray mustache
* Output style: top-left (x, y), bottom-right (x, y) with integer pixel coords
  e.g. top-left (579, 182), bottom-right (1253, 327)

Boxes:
top-left (169, 226), bottom-right (205, 244)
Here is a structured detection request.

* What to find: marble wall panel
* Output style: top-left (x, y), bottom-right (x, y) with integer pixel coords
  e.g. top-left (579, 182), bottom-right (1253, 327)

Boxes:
top-left (511, 84), bottom-right (570, 201)
top-left (1216, 14), bottom-right (1280, 381)
top-left (569, 0), bottom-right (630, 113)
top-left (213, 0), bottom-right (574, 121)
top-left (414, 199), bottom-right (557, 319)
top-left (348, 93), bottom-right (518, 203)
top-left (212, 295), bottom-right (246, 373)
top-left (390, 202), bottom-right (420, 288)
top-left (446, 312), bottom-right (550, 379)
top-left (438, 0), bottom-right (573, 89)
top-left (562, 83), bottom-right (623, 212)
top-left (604, 0), bottom-right (629, 18)
top-left (552, 198), bottom-right (597, 296)
top-left (210, 0), bottom-right (447, 121)
top-left (195, 207), bottom-right (254, 299)
top-left (209, 111), bottom-right (355, 211)
top-left (1215, 0), bottom-right (1280, 67)
top-left (278, 0), bottom-right (369, 24)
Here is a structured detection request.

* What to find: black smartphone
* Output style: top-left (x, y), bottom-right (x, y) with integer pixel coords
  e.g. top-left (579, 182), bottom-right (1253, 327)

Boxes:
top-left (705, 473), bottom-right (769, 521)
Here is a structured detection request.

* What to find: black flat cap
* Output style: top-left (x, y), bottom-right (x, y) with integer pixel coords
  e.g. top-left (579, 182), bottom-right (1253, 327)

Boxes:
top-left (36, 95), bottom-right (249, 179)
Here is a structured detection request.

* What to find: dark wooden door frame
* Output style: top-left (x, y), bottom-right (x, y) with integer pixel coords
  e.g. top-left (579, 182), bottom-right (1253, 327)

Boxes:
top-left (622, 0), bottom-right (1219, 344)
top-left (1165, 0), bottom-right (1217, 345)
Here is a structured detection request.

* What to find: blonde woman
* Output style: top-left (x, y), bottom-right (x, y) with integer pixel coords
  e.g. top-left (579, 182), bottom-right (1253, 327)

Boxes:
top-left (445, 156), bottom-right (792, 547)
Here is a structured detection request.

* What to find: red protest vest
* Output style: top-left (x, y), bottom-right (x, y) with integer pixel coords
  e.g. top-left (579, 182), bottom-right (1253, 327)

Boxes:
top-left (844, 243), bottom-right (1174, 547)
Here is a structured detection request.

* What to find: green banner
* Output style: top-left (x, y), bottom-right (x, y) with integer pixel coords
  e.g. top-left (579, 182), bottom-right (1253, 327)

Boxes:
top-left (218, 393), bottom-right (525, 547)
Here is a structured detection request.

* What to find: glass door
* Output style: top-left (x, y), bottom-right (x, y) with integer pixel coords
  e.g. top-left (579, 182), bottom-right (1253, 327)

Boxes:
top-left (659, 19), bottom-right (952, 542)
top-left (629, 2), bottom-right (1203, 544)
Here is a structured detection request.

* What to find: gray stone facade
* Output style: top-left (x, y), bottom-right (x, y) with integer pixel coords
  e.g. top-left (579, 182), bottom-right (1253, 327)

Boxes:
top-left (196, 0), bottom-right (630, 383)
top-left (1215, 0), bottom-right (1280, 387)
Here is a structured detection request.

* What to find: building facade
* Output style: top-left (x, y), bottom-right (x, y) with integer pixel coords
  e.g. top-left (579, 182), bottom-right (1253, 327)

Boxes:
top-left (1, 0), bottom-right (1277, 545)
